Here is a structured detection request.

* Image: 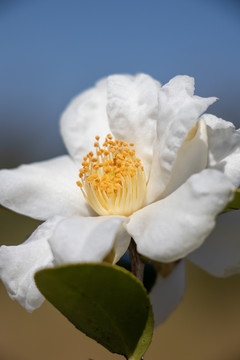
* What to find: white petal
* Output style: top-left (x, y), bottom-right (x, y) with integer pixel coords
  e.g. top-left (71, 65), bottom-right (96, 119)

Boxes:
top-left (0, 156), bottom-right (92, 220)
top-left (160, 118), bottom-right (208, 198)
top-left (60, 78), bottom-right (111, 164)
top-left (146, 76), bottom-right (217, 203)
top-left (203, 114), bottom-right (240, 187)
top-left (107, 74), bottom-right (161, 178)
top-left (189, 211), bottom-right (240, 277)
top-left (111, 225), bottom-right (131, 264)
top-left (49, 216), bottom-right (127, 264)
top-left (0, 217), bottom-right (62, 312)
top-left (126, 169), bottom-right (234, 262)
top-left (150, 261), bottom-right (185, 326)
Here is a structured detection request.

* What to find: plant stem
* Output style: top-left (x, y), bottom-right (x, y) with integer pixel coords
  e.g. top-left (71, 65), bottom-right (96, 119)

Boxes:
top-left (129, 238), bottom-right (145, 283)
top-left (128, 239), bottom-right (145, 360)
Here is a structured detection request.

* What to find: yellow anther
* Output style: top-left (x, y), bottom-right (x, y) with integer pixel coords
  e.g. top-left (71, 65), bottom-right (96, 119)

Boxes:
top-left (76, 181), bottom-right (83, 187)
top-left (77, 135), bottom-right (146, 216)
top-left (104, 167), bottom-right (111, 174)
top-left (87, 175), bottom-right (93, 182)
top-left (129, 142), bottom-right (134, 146)
top-left (82, 161), bottom-right (89, 166)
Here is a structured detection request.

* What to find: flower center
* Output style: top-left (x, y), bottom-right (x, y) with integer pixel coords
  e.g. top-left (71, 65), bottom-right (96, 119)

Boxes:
top-left (77, 134), bottom-right (146, 216)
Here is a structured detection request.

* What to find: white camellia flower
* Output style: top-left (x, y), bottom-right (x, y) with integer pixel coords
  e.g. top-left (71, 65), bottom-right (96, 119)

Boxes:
top-left (0, 74), bottom-right (240, 323)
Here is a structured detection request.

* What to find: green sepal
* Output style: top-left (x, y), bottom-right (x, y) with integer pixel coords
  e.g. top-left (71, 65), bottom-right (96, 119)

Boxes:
top-left (224, 189), bottom-right (240, 211)
top-left (35, 263), bottom-right (153, 360)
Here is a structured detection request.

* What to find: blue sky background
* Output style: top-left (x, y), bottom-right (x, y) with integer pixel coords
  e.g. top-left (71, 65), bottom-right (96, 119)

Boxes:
top-left (0, 0), bottom-right (240, 167)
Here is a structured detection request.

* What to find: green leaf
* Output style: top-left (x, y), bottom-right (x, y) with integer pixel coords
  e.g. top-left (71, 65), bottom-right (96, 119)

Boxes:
top-left (224, 189), bottom-right (240, 211)
top-left (35, 263), bottom-right (153, 360)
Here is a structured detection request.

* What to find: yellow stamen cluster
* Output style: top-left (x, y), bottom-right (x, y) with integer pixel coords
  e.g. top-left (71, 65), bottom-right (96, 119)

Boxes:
top-left (77, 134), bottom-right (146, 216)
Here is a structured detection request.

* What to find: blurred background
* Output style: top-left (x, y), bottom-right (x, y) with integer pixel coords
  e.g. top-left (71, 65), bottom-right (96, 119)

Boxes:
top-left (0, 0), bottom-right (240, 359)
